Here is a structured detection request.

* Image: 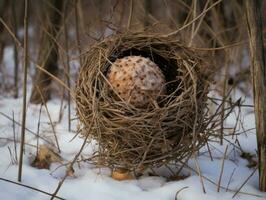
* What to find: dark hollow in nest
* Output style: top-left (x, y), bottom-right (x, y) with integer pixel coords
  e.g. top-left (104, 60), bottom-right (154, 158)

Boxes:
top-left (75, 32), bottom-right (211, 172)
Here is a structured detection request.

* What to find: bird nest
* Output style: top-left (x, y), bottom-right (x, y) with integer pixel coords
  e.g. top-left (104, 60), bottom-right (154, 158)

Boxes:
top-left (75, 32), bottom-right (211, 172)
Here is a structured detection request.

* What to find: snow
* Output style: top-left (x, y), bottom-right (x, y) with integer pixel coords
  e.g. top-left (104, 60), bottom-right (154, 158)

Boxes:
top-left (1, 47), bottom-right (266, 200)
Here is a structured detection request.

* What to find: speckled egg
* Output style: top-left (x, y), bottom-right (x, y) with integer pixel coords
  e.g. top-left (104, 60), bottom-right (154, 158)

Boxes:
top-left (106, 56), bottom-right (166, 107)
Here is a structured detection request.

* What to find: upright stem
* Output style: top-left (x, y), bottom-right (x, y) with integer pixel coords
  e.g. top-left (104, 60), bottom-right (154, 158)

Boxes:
top-left (64, 1), bottom-right (71, 131)
top-left (11, 0), bottom-right (19, 98)
top-left (18, 0), bottom-right (29, 182)
top-left (245, 0), bottom-right (266, 191)
top-left (74, 0), bottom-right (82, 66)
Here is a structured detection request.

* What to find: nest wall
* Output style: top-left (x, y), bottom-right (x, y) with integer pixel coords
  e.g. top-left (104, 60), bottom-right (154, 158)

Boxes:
top-left (75, 32), bottom-right (211, 171)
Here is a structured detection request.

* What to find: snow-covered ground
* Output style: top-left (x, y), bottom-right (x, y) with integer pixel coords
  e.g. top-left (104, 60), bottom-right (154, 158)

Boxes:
top-left (1, 47), bottom-right (266, 200)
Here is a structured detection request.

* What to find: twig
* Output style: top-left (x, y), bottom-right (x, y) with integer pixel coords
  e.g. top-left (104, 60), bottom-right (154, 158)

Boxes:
top-left (0, 17), bottom-right (22, 48)
top-left (36, 104), bottom-right (43, 156)
top-left (12, 111), bottom-right (18, 163)
top-left (74, 0), bottom-right (82, 65)
top-left (0, 177), bottom-right (65, 200)
top-left (18, 0), bottom-right (29, 182)
top-left (220, 57), bottom-right (230, 145)
top-left (232, 167), bottom-right (258, 198)
top-left (194, 155), bottom-right (206, 193)
top-left (217, 145), bottom-right (228, 192)
top-left (189, 0), bottom-right (197, 46)
top-left (63, 1), bottom-right (71, 132)
top-left (163, 0), bottom-right (222, 37)
top-left (175, 186), bottom-right (189, 200)
top-left (226, 168), bottom-right (236, 192)
top-left (50, 72), bottom-right (99, 200)
top-left (206, 142), bottom-right (213, 161)
top-left (36, 86), bottom-right (61, 153)
top-left (11, 0), bottom-right (19, 98)
top-left (179, 161), bottom-right (263, 198)
top-left (127, 0), bottom-right (133, 29)
top-left (0, 112), bottom-right (54, 146)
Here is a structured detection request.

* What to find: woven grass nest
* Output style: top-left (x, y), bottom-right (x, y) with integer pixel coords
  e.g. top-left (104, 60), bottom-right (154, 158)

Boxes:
top-left (75, 32), bottom-right (211, 172)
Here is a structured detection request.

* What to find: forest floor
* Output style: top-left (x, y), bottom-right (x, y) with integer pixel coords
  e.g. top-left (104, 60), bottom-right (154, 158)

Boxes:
top-left (0, 47), bottom-right (266, 200)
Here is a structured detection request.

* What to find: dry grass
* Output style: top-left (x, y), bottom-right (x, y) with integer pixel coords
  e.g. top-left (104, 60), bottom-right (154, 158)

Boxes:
top-left (75, 31), bottom-right (212, 172)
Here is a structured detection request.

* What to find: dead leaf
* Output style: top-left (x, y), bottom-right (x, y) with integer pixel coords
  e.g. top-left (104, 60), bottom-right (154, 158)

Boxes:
top-left (31, 144), bottom-right (61, 169)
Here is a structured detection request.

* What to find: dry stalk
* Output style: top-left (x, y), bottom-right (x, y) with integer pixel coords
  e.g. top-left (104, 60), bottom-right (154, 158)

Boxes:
top-left (18, 0), bottom-right (29, 182)
top-left (36, 104), bottom-right (43, 156)
top-left (0, 177), bottom-right (65, 200)
top-left (63, 1), bottom-right (71, 131)
top-left (11, 0), bottom-right (19, 98)
top-left (175, 186), bottom-right (189, 200)
top-left (74, 0), bottom-right (82, 65)
top-left (232, 167), bottom-right (258, 198)
top-left (226, 168), bottom-right (236, 192)
top-left (179, 160), bottom-right (263, 198)
top-left (194, 155), bottom-right (206, 193)
top-left (217, 145), bottom-right (228, 192)
top-left (163, 0), bottom-right (222, 37)
top-left (12, 111), bottom-right (18, 163)
top-left (127, 0), bottom-right (133, 29)
top-left (36, 86), bottom-right (61, 153)
top-left (0, 111), bottom-right (54, 146)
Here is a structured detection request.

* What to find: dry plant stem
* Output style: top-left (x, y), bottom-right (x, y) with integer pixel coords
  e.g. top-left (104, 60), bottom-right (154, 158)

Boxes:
top-left (245, 0), bottom-right (266, 191)
top-left (0, 177), bottom-right (65, 200)
top-left (74, 0), bottom-right (82, 65)
top-left (50, 110), bottom-right (96, 200)
top-left (51, 71), bottom-right (98, 199)
top-left (175, 186), bottom-right (189, 200)
top-left (36, 104), bottom-right (43, 156)
top-left (0, 111), bottom-right (54, 146)
top-left (190, 0), bottom-right (210, 44)
top-left (232, 167), bottom-right (258, 198)
top-left (206, 142), bottom-right (213, 161)
top-left (220, 58), bottom-right (230, 145)
top-left (189, 0), bottom-right (197, 46)
top-left (18, 0), bottom-right (29, 182)
top-left (180, 161), bottom-right (262, 198)
top-left (217, 145), bottom-right (228, 192)
top-left (163, 0), bottom-right (222, 37)
top-left (63, 2), bottom-right (71, 132)
top-left (127, 0), bottom-right (133, 29)
top-left (226, 168), bottom-right (236, 192)
top-left (12, 111), bottom-right (18, 163)
top-left (30, 0), bottom-right (64, 104)
top-left (189, 41), bottom-right (245, 51)
top-left (0, 6), bottom-right (73, 98)
top-left (194, 155), bottom-right (206, 193)
top-left (58, 87), bottom-right (65, 123)
top-left (11, 0), bottom-right (19, 98)
top-left (36, 86), bottom-right (61, 153)
top-left (0, 17), bottom-right (21, 48)
top-left (232, 106), bottom-right (241, 139)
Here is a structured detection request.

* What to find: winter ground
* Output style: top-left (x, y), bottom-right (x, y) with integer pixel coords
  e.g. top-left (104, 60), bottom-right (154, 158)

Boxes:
top-left (0, 48), bottom-right (266, 200)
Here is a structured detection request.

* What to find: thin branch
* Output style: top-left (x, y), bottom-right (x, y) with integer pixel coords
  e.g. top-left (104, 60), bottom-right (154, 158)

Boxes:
top-left (217, 145), bottom-right (228, 192)
top-left (36, 86), bottom-right (61, 153)
top-left (0, 177), bottom-right (65, 200)
top-left (163, 0), bottom-right (222, 37)
top-left (127, 0), bottom-right (133, 29)
top-left (232, 167), bottom-right (258, 198)
top-left (18, 0), bottom-right (29, 182)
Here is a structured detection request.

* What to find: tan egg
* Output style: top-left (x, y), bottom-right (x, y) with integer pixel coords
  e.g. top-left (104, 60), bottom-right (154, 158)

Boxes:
top-left (106, 56), bottom-right (166, 107)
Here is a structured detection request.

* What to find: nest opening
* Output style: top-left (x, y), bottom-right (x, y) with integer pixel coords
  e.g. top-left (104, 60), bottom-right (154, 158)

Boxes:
top-left (106, 47), bottom-right (181, 97)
